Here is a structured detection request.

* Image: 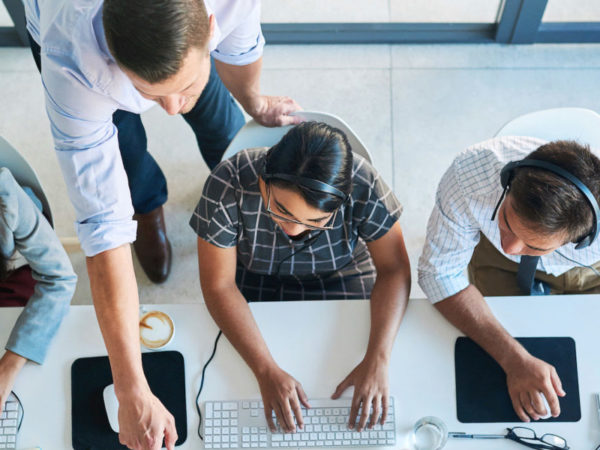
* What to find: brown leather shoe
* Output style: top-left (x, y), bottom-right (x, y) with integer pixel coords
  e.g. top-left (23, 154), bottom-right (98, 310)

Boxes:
top-left (133, 206), bottom-right (172, 283)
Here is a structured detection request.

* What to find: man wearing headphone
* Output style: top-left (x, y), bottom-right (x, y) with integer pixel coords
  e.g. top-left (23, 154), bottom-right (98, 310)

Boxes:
top-left (418, 136), bottom-right (600, 423)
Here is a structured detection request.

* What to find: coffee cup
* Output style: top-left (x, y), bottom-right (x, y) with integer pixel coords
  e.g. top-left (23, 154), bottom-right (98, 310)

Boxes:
top-left (139, 310), bottom-right (175, 350)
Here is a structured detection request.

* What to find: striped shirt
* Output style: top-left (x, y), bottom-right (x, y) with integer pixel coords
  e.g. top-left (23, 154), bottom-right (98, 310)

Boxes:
top-left (190, 148), bottom-right (402, 300)
top-left (418, 136), bottom-right (600, 303)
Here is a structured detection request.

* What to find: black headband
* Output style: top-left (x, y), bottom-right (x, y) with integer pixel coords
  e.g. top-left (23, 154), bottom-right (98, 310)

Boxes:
top-left (262, 172), bottom-right (348, 201)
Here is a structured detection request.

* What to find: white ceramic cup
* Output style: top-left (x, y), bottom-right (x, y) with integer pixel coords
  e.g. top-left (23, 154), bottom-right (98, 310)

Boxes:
top-left (139, 309), bottom-right (175, 350)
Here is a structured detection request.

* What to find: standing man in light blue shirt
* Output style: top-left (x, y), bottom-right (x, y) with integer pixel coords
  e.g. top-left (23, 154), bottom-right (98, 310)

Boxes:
top-left (23, 0), bottom-right (301, 448)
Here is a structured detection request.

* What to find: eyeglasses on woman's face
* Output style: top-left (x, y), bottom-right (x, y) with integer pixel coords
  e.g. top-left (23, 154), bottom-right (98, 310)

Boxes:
top-left (265, 183), bottom-right (338, 231)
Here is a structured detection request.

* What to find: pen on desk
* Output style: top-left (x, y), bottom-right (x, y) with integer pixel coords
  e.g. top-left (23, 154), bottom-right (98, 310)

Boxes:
top-left (449, 431), bottom-right (505, 439)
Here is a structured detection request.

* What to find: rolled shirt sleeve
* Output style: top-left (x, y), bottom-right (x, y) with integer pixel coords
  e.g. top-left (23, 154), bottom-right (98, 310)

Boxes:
top-left (41, 52), bottom-right (137, 256)
top-left (418, 164), bottom-right (481, 303)
top-left (210, 1), bottom-right (265, 66)
top-left (1, 169), bottom-right (77, 364)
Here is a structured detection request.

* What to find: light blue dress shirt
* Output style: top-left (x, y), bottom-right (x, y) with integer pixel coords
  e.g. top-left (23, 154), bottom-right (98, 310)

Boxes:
top-left (23, 0), bottom-right (265, 256)
top-left (1, 168), bottom-right (77, 364)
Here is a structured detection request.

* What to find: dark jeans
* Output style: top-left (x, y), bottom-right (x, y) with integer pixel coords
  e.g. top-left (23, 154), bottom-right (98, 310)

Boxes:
top-left (28, 34), bottom-right (245, 214)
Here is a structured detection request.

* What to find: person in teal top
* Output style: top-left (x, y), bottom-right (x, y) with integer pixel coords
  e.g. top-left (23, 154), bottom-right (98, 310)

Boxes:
top-left (0, 167), bottom-right (77, 414)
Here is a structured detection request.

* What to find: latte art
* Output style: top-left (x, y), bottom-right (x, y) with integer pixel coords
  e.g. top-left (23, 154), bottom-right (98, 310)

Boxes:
top-left (139, 311), bottom-right (174, 349)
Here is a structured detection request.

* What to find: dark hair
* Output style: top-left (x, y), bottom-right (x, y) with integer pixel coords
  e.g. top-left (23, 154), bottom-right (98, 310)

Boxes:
top-left (508, 140), bottom-right (600, 243)
top-left (103, 0), bottom-right (210, 83)
top-left (263, 122), bottom-right (353, 213)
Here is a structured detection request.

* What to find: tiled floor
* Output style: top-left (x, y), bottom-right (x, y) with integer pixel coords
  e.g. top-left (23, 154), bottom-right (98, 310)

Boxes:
top-left (1, 43), bottom-right (600, 304)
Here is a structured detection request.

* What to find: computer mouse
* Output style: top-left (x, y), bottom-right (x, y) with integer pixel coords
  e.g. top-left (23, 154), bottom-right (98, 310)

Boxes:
top-left (535, 393), bottom-right (553, 420)
top-left (103, 383), bottom-right (120, 433)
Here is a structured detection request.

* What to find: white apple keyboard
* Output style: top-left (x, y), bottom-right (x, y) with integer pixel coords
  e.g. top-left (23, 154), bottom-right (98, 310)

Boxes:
top-left (0, 392), bottom-right (23, 449)
top-left (202, 397), bottom-right (396, 448)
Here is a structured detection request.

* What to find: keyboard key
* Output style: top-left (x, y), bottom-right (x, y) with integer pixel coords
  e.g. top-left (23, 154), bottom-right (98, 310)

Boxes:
top-left (203, 397), bottom-right (395, 448)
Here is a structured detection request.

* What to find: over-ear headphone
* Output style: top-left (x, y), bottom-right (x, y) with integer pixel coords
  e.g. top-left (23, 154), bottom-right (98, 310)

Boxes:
top-left (261, 172), bottom-right (347, 201)
top-left (260, 155), bottom-right (349, 202)
top-left (492, 158), bottom-right (600, 249)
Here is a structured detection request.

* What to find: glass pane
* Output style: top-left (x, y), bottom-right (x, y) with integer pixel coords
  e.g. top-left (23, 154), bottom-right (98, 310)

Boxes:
top-left (541, 434), bottom-right (567, 448)
top-left (543, 0), bottom-right (600, 22)
top-left (390, 0), bottom-right (503, 23)
top-left (262, 0), bottom-right (390, 23)
top-left (511, 427), bottom-right (536, 439)
top-left (0, 2), bottom-right (14, 27)
top-left (262, 0), bottom-right (503, 23)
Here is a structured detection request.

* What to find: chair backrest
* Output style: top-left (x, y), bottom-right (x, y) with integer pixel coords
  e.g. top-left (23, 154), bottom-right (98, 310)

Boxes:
top-left (222, 111), bottom-right (373, 163)
top-left (0, 136), bottom-right (53, 226)
top-left (495, 107), bottom-right (600, 148)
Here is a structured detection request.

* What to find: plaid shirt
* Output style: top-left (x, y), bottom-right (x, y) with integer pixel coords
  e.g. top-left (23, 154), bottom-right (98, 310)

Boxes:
top-left (418, 136), bottom-right (600, 303)
top-left (191, 148), bottom-right (402, 300)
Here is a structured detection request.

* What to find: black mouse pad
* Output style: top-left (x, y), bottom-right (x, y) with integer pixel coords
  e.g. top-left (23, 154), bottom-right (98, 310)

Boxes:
top-left (71, 351), bottom-right (187, 449)
top-left (455, 337), bottom-right (581, 423)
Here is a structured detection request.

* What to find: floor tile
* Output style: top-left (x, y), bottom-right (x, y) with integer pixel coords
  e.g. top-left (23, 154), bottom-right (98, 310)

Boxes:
top-left (262, 45), bottom-right (391, 70)
top-left (260, 67), bottom-right (394, 185)
top-left (391, 44), bottom-right (600, 69)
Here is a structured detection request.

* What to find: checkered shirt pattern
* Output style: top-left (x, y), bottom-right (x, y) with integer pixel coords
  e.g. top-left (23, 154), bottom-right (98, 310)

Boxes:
top-left (191, 148), bottom-right (402, 301)
top-left (418, 135), bottom-right (600, 303)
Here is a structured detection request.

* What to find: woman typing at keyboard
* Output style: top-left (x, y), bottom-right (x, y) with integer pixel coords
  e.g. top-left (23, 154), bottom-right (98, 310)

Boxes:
top-left (191, 122), bottom-right (410, 434)
top-left (0, 168), bottom-right (77, 417)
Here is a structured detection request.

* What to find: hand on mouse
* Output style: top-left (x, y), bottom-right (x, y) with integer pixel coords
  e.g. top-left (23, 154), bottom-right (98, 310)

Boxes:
top-left (0, 351), bottom-right (26, 416)
top-left (504, 353), bottom-right (565, 422)
top-left (116, 384), bottom-right (177, 450)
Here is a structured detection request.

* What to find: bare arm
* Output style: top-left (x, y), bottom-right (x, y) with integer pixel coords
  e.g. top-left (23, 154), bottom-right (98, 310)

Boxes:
top-left (87, 245), bottom-right (177, 449)
top-left (332, 222), bottom-right (411, 431)
top-left (435, 284), bottom-right (565, 421)
top-left (197, 237), bottom-right (309, 433)
top-left (213, 58), bottom-right (301, 127)
top-left (0, 351), bottom-right (26, 415)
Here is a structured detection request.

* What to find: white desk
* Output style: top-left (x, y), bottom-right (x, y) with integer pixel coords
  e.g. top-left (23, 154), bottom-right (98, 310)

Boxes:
top-left (3, 295), bottom-right (600, 449)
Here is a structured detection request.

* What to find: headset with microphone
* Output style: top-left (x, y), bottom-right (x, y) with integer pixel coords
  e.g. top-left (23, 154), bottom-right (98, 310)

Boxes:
top-left (491, 158), bottom-right (600, 249)
top-left (261, 158), bottom-right (351, 275)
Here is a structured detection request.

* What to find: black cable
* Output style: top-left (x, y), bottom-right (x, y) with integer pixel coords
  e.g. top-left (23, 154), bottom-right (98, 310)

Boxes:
top-left (11, 390), bottom-right (24, 431)
top-left (196, 330), bottom-right (223, 440)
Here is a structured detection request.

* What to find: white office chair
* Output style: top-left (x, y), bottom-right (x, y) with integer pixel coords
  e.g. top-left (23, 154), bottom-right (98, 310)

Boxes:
top-left (495, 107), bottom-right (600, 148)
top-left (0, 136), bottom-right (81, 252)
top-left (222, 111), bottom-right (373, 163)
